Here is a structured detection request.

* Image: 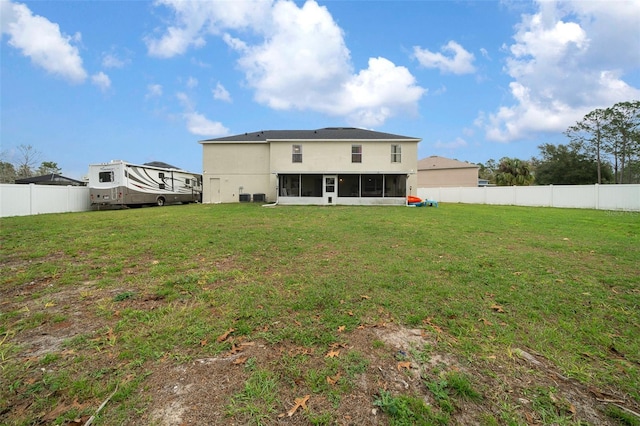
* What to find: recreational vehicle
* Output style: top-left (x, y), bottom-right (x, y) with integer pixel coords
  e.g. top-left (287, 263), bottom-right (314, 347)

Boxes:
top-left (89, 160), bottom-right (202, 208)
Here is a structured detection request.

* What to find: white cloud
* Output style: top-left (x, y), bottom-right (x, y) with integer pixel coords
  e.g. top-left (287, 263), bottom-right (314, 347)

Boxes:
top-left (186, 76), bottom-right (198, 88)
top-left (148, 0), bottom-right (425, 127)
top-left (1, 0), bottom-right (87, 83)
top-left (176, 92), bottom-right (228, 137)
top-left (413, 40), bottom-right (476, 75)
top-left (146, 83), bottom-right (163, 98)
top-left (434, 137), bottom-right (468, 150)
top-left (102, 53), bottom-right (125, 69)
top-left (213, 82), bottom-right (231, 102)
top-left (145, 0), bottom-right (272, 58)
top-left (91, 72), bottom-right (111, 92)
top-left (480, 0), bottom-right (640, 142)
top-left (183, 111), bottom-right (229, 137)
top-left (339, 58), bottom-right (425, 127)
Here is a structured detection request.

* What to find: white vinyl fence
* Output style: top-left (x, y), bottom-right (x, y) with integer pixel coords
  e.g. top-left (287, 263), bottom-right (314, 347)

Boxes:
top-left (2, 183), bottom-right (638, 218)
top-left (0, 184), bottom-right (91, 218)
top-left (418, 184), bottom-right (640, 211)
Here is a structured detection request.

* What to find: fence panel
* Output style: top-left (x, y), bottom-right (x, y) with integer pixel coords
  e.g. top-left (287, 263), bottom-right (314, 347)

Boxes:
top-left (598, 184), bottom-right (640, 210)
top-left (0, 184), bottom-right (90, 217)
top-left (417, 184), bottom-right (639, 211)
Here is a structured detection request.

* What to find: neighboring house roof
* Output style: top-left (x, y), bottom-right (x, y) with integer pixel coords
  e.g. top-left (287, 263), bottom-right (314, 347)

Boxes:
top-left (15, 174), bottom-right (85, 186)
top-left (143, 161), bottom-right (179, 169)
top-left (200, 127), bottom-right (420, 143)
top-left (418, 156), bottom-right (479, 170)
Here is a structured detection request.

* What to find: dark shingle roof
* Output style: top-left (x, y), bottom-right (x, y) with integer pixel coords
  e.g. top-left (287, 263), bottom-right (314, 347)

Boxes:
top-left (200, 127), bottom-right (420, 143)
top-left (143, 161), bottom-right (180, 169)
top-left (14, 174), bottom-right (85, 186)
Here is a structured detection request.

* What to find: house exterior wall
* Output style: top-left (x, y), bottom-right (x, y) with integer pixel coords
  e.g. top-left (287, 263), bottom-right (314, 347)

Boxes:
top-left (202, 143), bottom-right (273, 203)
top-left (418, 168), bottom-right (478, 188)
top-left (271, 140), bottom-right (417, 205)
top-left (201, 137), bottom-right (418, 205)
top-left (269, 140), bottom-right (416, 175)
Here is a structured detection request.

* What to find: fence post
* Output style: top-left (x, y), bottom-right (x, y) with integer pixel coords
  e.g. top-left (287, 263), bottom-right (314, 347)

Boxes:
top-left (29, 183), bottom-right (35, 215)
top-left (594, 184), bottom-right (599, 210)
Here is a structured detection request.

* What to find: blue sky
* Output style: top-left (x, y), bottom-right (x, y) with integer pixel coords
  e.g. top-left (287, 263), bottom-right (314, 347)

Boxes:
top-left (2, 0), bottom-right (639, 180)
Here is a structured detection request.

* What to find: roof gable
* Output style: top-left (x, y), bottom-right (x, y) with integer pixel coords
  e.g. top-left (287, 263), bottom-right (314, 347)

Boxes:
top-left (200, 127), bottom-right (420, 143)
top-left (418, 156), bottom-right (479, 170)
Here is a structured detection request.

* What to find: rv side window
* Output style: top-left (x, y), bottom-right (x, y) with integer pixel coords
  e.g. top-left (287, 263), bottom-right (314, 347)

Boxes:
top-left (159, 172), bottom-right (164, 178)
top-left (99, 171), bottom-right (113, 183)
top-left (185, 178), bottom-right (191, 186)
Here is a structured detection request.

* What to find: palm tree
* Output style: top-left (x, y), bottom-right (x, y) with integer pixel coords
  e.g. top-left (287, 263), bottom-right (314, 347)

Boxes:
top-left (495, 157), bottom-right (534, 186)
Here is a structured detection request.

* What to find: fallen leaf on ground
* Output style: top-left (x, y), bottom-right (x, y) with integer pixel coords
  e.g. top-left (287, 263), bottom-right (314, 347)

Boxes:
top-left (200, 339), bottom-right (207, 347)
top-left (233, 357), bottom-right (248, 365)
top-left (287, 394), bottom-right (310, 417)
top-left (327, 373), bottom-right (341, 385)
top-left (228, 344), bottom-right (243, 354)
top-left (338, 325), bottom-right (345, 332)
top-left (397, 361), bottom-right (411, 371)
top-left (348, 311), bottom-right (354, 316)
top-left (479, 318), bottom-right (493, 326)
top-left (491, 304), bottom-right (505, 313)
top-left (66, 416), bottom-right (91, 426)
top-left (216, 328), bottom-right (235, 343)
top-left (325, 349), bottom-right (340, 358)
top-left (423, 318), bottom-right (443, 333)
top-left (360, 295), bottom-right (370, 300)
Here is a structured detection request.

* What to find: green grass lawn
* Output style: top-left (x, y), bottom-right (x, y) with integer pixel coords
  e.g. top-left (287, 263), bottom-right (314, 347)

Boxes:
top-left (1, 203), bottom-right (638, 425)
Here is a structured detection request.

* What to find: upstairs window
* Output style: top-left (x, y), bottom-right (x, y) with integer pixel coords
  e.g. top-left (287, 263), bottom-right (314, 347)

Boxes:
top-left (391, 144), bottom-right (402, 163)
top-left (292, 145), bottom-right (302, 163)
top-left (352, 145), bottom-right (362, 163)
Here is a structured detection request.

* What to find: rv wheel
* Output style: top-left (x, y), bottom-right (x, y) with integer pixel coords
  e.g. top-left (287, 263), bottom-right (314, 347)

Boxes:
top-left (156, 197), bottom-right (166, 206)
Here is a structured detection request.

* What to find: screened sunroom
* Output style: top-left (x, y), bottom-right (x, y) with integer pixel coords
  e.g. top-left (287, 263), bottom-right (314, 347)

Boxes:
top-left (277, 173), bottom-right (408, 205)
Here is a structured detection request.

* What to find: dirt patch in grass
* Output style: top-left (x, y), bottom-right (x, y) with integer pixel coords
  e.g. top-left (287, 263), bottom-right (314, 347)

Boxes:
top-left (135, 324), bottom-right (632, 426)
top-left (2, 284), bottom-right (638, 426)
top-left (1, 282), bottom-right (636, 426)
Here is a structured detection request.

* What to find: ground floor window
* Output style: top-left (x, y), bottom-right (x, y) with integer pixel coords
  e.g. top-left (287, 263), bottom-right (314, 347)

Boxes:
top-left (281, 173), bottom-right (406, 197)
top-left (279, 174), bottom-right (322, 197)
top-left (385, 174), bottom-right (406, 197)
top-left (301, 174), bottom-right (322, 196)
top-left (338, 175), bottom-right (360, 197)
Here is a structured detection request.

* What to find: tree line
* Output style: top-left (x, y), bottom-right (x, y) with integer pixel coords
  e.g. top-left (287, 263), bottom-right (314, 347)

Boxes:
top-left (0, 145), bottom-right (61, 183)
top-left (479, 100), bottom-right (640, 185)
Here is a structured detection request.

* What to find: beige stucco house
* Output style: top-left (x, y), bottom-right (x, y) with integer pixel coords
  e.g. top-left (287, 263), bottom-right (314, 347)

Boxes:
top-left (417, 155), bottom-right (479, 188)
top-left (200, 128), bottom-right (421, 205)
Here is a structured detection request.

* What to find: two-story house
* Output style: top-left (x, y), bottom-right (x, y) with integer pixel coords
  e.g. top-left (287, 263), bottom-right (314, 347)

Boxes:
top-left (199, 127), bottom-right (421, 205)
